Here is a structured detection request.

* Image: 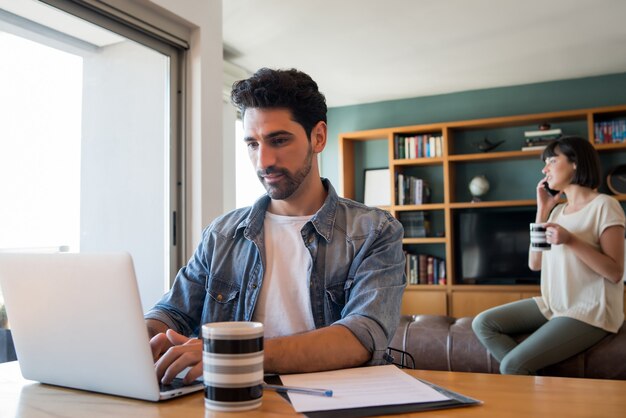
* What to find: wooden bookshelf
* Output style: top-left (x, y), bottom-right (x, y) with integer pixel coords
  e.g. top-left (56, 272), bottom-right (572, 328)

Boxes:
top-left (339, 105), bottom-right (626, 316)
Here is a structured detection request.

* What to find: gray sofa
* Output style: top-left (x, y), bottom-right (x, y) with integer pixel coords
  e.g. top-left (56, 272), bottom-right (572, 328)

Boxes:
top-left (389, 315), bottom-right (626, 380)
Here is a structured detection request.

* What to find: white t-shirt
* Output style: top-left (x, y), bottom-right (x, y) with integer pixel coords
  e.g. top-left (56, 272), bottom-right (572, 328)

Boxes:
top-left (252, 212), bottom-right (316, 338)
top-left (534, 194), bottom-right (625, 332)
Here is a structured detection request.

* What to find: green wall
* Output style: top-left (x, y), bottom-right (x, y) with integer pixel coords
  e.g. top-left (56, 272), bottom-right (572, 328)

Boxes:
top-left (323, 72), bottom-right (626, 197)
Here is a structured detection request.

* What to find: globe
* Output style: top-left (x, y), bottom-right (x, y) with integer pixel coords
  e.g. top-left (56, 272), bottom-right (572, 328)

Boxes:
top-left (469, 175), bottom-right (489, 201)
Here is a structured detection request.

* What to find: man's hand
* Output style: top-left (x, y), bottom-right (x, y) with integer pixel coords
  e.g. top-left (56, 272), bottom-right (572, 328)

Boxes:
top-left (151, 329), bottom-right (203, 384)
top-left (149, 332), bottom-right (173, 361)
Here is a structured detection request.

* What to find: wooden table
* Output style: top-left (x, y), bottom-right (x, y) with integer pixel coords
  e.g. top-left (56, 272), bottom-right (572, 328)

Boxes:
top-left (1, 361), bottom-right (624, 417)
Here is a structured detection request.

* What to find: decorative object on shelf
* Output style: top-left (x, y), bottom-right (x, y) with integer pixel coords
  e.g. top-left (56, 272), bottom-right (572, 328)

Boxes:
top-left (522, 124), bottom-right (562, 151)
top-left (474, 137), bottom-right (504, 153)
top-left (607, 164), bottom-right (626, 195)
top-left (469, 175), bottom-right (490, 202)
top-left (538, 122), bottom-right (551, 130)
top-left (363, 168), bottom-right (391, 206)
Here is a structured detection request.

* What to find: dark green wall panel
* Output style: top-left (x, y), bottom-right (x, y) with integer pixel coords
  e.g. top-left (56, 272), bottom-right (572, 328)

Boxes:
top-left (324, 72), bottom-right (626, 194)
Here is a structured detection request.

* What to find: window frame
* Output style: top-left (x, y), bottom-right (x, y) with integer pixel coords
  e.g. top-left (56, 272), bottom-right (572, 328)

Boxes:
top-left (38, 0), bottom-right (187, 280)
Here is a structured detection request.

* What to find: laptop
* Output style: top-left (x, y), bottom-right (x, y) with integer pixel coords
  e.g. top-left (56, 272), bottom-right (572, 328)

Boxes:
top-left (0, 252), bottom-right (204, 401)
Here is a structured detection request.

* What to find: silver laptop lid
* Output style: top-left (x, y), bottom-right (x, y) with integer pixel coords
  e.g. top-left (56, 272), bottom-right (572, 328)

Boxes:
top-left (0, 252), bottom-right (163, 401)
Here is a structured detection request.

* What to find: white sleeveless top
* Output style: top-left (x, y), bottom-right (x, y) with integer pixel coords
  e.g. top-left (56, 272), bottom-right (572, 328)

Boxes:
top-left (252, 212), bottom-right (316, 338)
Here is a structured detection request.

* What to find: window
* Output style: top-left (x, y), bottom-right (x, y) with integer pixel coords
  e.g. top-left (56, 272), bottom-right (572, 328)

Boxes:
top-left (0, 30), bottom-right (82, 252)
top-left (0, 0), bottom-right (184, 312)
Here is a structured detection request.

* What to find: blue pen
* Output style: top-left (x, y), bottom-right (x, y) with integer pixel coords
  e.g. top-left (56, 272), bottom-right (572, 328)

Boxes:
top-left (263, 383), bottom-right (333, 397)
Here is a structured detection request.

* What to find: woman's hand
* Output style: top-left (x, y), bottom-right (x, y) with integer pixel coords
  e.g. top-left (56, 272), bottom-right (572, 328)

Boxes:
top-left (537, 177), bottom-right (561, 217)
top-left (550, 223), bottom-right (626, 283)
top-left (544, 222), bottom-right (571, 245)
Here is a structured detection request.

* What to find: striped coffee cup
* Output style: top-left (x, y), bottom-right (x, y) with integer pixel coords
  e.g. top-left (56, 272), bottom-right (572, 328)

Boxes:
top-left (202, 321), bottom-right (264, 411)
top-left (530, 223), bottom-right (551, 251)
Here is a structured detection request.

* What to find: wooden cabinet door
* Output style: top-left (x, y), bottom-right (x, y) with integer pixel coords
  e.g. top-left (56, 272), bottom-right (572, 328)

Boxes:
top-left (451, 291), bottom-right (528, 318)
top-left (401, 289), bottom-right (447, 316)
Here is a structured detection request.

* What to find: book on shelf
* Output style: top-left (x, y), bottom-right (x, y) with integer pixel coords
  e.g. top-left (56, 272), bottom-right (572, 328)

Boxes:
top-left (524, 136), bottom-right (558, 144)
top-left (524, 128), bottom-right (562, 138)
top-left (419, 254), bottom-right (428, 284)
top-left (404, 252), bottom-right (446, 285)
top-left (594, 119), bottom-right (626, 144)
top-left (396, 174), bottom-right (431, 205)
top-left (398, 211), bottom-right (430, 238)
top-left (394, 134), bottom-right (443, 159)
top-left (521, 144), bottom-right (549, 151)
top-left (404, 253), bottom-right (417, 285)
top-left (427, 256), bottom-right (434, 284)
top-left (521, 136), bottom-right (559, 151)
top-left (438, 259), bottom-right (445, 285)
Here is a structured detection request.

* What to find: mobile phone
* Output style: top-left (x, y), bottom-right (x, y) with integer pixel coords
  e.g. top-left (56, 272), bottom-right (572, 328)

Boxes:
top-left (543, 182), bottom-right (560, 196)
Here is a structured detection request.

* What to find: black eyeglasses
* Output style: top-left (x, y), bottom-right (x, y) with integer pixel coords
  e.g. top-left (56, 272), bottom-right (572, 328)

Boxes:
top-left (384, 347), bottom-right (415, 369)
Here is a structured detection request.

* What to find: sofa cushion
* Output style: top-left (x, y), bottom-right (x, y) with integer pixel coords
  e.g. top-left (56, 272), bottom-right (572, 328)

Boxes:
top-left (390, 315), bottom-right (626, 380)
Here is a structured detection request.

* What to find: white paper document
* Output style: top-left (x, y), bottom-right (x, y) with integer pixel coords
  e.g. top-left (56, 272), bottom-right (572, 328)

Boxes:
top-left (280, 365), bottom-right (449, 413)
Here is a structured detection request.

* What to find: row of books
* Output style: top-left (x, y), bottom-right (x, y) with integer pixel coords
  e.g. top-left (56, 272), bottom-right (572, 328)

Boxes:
top-left (396, 174), bottom-right (431, 205)
top-left (394, 134), bottom-right (443, 159)
top-left (405, 252), bottom-right (446, 285)
top-left (521, 128), bottom-right (562, 151)
top-left (398, 211), bottom-right (430, 238)
top-left (594, 120), bottom-right (626, 144)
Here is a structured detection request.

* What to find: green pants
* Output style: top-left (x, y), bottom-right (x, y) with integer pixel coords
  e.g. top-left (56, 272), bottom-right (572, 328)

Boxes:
top-left (471, 298), bottom-right (609, 375)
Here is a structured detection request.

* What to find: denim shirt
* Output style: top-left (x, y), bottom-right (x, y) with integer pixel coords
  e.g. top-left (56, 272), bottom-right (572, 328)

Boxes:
top-left (145, 179), bottom-right (406, 365)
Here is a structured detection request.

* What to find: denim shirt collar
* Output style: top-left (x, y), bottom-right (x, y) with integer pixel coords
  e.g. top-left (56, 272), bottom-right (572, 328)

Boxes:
top-left (235, 178), bottom-right (337, 243)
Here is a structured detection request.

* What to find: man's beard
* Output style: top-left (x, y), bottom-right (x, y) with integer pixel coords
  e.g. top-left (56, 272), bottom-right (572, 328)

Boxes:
top-left (257, 146), bottom-right (313, 200)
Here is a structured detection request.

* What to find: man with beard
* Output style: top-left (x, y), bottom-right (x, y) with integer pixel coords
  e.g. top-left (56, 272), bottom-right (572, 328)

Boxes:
top-left (145, 68), bottom-right (406, 384)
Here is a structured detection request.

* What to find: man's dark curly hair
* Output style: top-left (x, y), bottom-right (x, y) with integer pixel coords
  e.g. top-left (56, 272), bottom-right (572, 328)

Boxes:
top-left (231, 68), bottom-right (327, 138)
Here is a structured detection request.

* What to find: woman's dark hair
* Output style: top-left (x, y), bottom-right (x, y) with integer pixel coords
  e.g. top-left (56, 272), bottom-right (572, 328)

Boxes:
top-left (230, 68), bottom-right (327, 138)
top-left (541, 136), bottom-right (601, 189)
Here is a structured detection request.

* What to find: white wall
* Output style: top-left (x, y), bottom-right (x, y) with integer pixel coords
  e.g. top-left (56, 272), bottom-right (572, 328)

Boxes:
top-left (223, 101), bottom-right (237, 210)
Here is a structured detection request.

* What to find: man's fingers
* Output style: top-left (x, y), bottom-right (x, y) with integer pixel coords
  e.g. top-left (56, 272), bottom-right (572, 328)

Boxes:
top-left (149, 333), bottom-right (172, 361)
top-left (157, 346), bottom-right (203, 384)
top-left (152, 329), bottom-right (203, 383)
top-left (182, 363), bottom-right (203, 385)
top-left (165, 328), bottom-right (191, 345)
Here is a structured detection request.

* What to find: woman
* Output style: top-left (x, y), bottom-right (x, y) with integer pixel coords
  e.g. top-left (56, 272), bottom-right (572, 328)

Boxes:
top-left (472, 136), bottom-right (625, 375)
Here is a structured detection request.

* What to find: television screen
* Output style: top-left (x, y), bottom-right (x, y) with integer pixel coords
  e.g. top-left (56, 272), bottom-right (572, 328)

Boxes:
top-left (454, 208), bottom-right (540, 284)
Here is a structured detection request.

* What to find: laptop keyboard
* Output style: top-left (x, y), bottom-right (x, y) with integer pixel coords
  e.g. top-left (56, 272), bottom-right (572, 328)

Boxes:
top-left (159, 377), bottom-right (202, 392)
top-left (160, 377), bottom-right (195, 392)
